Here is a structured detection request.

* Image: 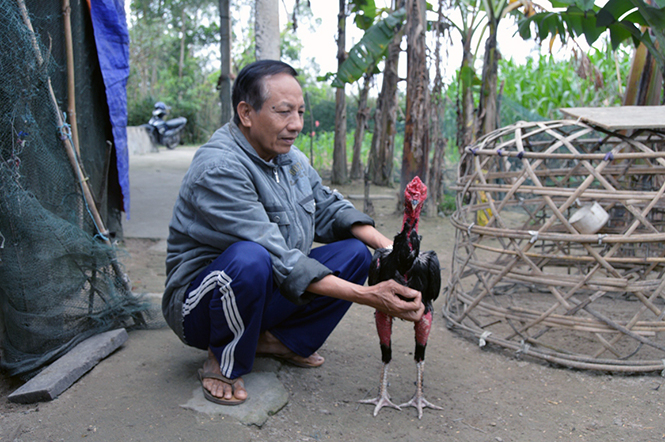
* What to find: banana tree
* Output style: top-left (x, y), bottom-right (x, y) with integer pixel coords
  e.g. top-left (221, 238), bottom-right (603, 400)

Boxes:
top-left (476, 0), bottom-right (534, 138)
top-left (330, 6), bottom-right (406, 87)
top-left (440, 0), bottom-right (485, 153)
top-left (331, 5), bottom-right (407, 186)
top-left (349, 0), bottom-right (380, 180)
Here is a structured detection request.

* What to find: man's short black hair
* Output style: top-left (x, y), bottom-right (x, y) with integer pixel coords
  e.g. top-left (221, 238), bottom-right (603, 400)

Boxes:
top-left (232, 60), bottom-right (299, 125)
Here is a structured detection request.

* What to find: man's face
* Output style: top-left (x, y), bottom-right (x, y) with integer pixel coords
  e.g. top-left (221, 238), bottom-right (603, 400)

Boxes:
top-left (239, 73), bottom-right (305, 161)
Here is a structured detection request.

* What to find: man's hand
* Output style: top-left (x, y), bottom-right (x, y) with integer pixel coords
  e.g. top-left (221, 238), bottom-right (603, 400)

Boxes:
top-left (364, 279), bottom-right (424, 322)
top-left (307, 274), bottom-right (425, 322)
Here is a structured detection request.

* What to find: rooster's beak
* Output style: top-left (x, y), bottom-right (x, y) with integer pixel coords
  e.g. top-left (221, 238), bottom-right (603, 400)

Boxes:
top-left (411, 199), bottom-right (419, 211)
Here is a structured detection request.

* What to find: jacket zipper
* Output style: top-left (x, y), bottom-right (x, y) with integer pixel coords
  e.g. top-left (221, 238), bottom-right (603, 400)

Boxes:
top-left (273, 168), bottom-right (280, 183)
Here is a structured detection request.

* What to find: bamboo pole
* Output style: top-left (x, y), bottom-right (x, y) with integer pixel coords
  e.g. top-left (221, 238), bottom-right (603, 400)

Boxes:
top-left (62, 0), bottom-right (80, 155)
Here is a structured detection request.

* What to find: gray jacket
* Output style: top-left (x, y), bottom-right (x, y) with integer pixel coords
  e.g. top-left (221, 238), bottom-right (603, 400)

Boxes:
top-left (162, 122), bottom-right (374, 341)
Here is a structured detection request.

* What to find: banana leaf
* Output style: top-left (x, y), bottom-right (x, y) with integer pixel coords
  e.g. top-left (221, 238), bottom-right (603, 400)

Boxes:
top-left (518, 0), bottom-right (665, 70)
top-left (331, 7), bottom-right (406, 88)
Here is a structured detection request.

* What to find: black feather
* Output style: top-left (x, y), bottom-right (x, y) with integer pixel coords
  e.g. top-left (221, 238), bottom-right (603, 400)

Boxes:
top-left (368, 221), bottom-right (441, 313)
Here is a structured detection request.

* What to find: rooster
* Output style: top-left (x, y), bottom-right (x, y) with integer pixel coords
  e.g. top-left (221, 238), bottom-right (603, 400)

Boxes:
top-left (360, 176), bottom-right (442, 419)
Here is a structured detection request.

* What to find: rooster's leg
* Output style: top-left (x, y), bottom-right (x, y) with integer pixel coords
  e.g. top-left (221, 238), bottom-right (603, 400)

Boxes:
top-left (400, 360), bottom-right (442, 419)
top-left (359, 311), bottom-right (401, 416)
top-left (400, 310), bottom-right (443, 419)
top-left (359, 362), bottom-right (401, 416)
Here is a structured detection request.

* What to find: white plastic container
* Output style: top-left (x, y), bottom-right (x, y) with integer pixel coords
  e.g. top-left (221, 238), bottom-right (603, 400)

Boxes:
top-left (569, 202), bottom-right (609, 234)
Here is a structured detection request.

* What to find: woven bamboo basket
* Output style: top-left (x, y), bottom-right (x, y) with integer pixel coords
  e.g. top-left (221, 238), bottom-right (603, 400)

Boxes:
top-left (443, 119), bottom-right (665, 372)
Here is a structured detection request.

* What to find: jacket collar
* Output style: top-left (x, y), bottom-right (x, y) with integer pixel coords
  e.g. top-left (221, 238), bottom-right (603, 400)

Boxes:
top-left (229, 122), bottom-right (293, 167)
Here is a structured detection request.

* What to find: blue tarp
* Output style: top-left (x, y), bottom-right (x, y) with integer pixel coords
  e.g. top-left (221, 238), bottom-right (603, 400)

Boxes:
top-left (88, 0), bottom-right (131, 217)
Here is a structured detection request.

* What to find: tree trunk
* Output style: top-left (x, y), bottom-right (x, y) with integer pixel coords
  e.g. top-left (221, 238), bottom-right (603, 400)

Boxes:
top-left (456, 29), bottom-right (475, 155)
top-left (350, 71), bottom-right (372, 179)
top-left (476, 21), bottom-right (499, 139)
top-left (427, 0), bottom-right (446, 215)
top-left (367, 0), bottom-right (404, 187)
top-left (400, 0), bottom-right (429, 203)
top-left (219, 0), bottom-right (233, 124)
top-left (178, 8), bottom-right (186, 81)
top-left (255, 0), bottom-right (280, 60)
top-left (332, 0), bottom-right (348, 184)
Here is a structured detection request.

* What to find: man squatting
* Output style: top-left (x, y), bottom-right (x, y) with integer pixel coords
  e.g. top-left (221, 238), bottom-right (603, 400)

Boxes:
top-left (162, 60), bottom-right (425, 404)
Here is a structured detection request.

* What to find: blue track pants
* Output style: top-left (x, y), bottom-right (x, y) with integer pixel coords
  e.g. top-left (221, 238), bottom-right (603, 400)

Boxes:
top-left (182, 239), bottom-right (371, 379)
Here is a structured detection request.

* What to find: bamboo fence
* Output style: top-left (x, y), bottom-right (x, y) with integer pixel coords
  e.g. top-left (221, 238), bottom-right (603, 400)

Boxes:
top-left (443, 119), bottom-right (665, 372)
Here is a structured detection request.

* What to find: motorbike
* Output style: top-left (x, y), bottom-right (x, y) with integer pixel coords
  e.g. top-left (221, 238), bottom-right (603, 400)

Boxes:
top-left (142, 102), bottom-right (187, 149)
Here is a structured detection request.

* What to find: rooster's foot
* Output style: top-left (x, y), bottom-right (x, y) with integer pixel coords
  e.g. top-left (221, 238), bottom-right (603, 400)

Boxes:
top-left (400, 390), bottom-right (442, 419)
top-left (359, 391), bottom-right (401, 417)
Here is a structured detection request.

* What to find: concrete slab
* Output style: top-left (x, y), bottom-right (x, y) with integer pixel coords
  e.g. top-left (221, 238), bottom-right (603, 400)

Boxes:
top-left (126, 126), bottom-right (157, 155)
top-left (180, 372), bottom-right (289, 427)
top-left (8, 329), bottom-right (128, 404)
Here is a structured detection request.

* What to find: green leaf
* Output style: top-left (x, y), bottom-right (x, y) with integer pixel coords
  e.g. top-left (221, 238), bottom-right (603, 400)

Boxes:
top-left (539, 14), bottom-right (560, 40)
top-left (596, 8), bottom-right (617, 27)
top-left (517, 15), bottom-right (534, 39)
top-left (550, 0), bottom-right (577, 7)
top-left (581, 15), bottom-right (604, 45)
top-left (351, 0), bottom-right (378, 30)
top-left (608, 22), bottom-right (634, 49)
top-left (354, 14), bottom-right (375, 29)
top-left (317, 72), bottom-right (337, 82)
top-left (574, 0), bottom-right (595, 11)
top-left (640, 3), bottom-right (665, 29)
top-left (566, 13), bottom-right (584, 36)
top-left (624, 10), bottom-right (648, 26)
top-left (597, 0), bottom-right (634, 25)
top-left (350, 0), bottom-right (377, 17)
top-left (331, 7), bottom-right (406, 87)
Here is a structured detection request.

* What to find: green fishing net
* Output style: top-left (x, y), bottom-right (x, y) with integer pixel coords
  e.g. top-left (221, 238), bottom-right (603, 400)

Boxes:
top-left (0, 0), bottom-right (149, 379)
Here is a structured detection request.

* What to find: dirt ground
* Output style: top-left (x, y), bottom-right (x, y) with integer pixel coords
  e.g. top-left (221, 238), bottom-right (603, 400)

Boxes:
top-left (2, 179), bottom-right (665, 441)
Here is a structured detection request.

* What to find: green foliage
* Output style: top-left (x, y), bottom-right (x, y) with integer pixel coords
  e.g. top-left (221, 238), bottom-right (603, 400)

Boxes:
top-left (440, 41), bottom-right (630, 152)
top-left (438, 193), bottom-right (457, 216)
top-left (499, 45), bottom-right (632, 120)
top-left (305, 130), bottom-right (404, 177)
top-left (351, 0), bottom-right (379, 30)
top-left (127, 0), bottom-right (222, 144)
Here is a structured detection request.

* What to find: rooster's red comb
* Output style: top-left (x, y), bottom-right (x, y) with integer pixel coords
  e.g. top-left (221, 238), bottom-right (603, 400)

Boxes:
top-left (405, 176), bottom-right (427, 200)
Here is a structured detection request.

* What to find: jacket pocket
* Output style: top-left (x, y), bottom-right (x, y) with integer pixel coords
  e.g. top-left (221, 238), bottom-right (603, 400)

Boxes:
top-left (265, 208), bottom-right (290, 226)
top-left (298, 194), bottom-right (315, 215)
top-left (265, 208), bottom-right (291, 245)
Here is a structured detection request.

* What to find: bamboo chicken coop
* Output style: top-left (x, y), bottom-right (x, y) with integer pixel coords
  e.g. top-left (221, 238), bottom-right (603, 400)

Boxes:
top-left (443, 111), bottom-right (665, 372)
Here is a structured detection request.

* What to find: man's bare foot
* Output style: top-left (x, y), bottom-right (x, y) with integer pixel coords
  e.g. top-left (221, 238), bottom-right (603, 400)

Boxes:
top-left (201, 349), bottom-right (248, 403)
top-left (256, 331), bottom-right (324, 368)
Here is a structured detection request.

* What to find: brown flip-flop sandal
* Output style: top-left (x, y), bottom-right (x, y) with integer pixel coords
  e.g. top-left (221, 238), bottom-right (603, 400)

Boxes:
top-left (198, 369), bottom-right (247, 405)
top-left (257, 351), bottom-right (325, 368)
